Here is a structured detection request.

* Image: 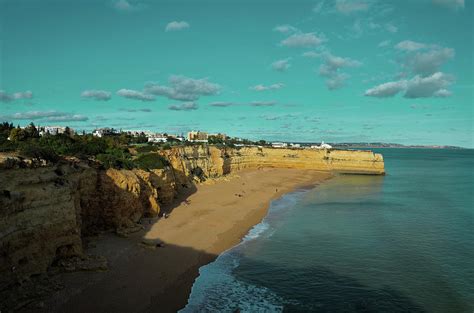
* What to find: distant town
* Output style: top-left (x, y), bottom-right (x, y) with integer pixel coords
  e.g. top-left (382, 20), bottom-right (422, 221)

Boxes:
top-left (2, 123), bottom-right (467, 150)
top-left (11, 125), bottom-right (337, 150)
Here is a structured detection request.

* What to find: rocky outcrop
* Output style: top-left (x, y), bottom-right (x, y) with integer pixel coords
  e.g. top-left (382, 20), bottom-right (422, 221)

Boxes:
top-left (0, 146), bottom-right (384, 293)
top-left (0, 161), bottom-right (164, 291)
top-left (0, 161), bottom-right (93, 288)
top-left (80, 169), bottom-right (161, 235)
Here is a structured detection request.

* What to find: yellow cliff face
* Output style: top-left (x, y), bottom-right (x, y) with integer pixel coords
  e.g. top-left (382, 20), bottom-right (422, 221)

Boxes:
top-left (81, 168), bottom-right (161, 234)
top-left (0, 146), bottom-right (384, 286)
top-left (162, 146), bottom-right (385, 176)
top-left (0, 161), bottom-right (93, 286)
top-left (0, 159), bottom-right (164, 286)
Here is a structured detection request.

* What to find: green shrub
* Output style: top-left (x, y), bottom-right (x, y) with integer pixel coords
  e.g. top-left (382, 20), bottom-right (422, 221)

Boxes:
top-left (19, 142), bottom-right (60, 163)
top-left (0, 138), bottom-right (18, 152)
top-left (136, 144), bottom-right (161, 153)
top-left (96, 148), bottom-right (134, 169)
top-left (134, 153), bottom-right (169, 170)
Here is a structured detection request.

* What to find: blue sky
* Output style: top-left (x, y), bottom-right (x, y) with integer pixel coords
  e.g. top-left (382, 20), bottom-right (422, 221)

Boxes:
top-left (0, 0), bottom-right (472, 147)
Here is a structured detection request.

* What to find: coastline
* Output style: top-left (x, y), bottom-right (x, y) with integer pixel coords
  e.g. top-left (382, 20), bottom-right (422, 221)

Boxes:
top-left (47, 168), bottom-right (332, 313)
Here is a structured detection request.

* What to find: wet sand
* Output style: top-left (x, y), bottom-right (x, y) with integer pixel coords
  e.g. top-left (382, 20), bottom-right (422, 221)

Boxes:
top-left (49, 168), bottom-right (332, 313)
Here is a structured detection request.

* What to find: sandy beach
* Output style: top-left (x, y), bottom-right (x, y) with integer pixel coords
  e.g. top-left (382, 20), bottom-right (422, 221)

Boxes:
top-left (47, 168), bottom-right (332, 313)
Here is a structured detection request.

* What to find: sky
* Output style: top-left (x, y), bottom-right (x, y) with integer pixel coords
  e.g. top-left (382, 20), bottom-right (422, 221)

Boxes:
top-left (0, 0), bottom-right (473, 147)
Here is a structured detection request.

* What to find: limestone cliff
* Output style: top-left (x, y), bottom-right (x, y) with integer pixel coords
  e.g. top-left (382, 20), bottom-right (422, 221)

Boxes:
top-left (81, 168), bottom-right (161, 235)
top-left (161, 146), bottom-right (385, 176)
top-left (0, 158), bottom-right (165, 290)
top-left (0, 160), bottom-right (93, 288)
top-left (0, 146), bottom-right (384, 291)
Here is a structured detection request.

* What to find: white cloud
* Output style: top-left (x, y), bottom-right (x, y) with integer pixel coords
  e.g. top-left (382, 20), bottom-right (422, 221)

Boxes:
top-left (318, 53), bottom-right (362, 90)
top-left (273, 25), bottom-right (298, 34)
top-left (117, 89), bottom-right (155, 101)
top-left (168, 102), bottom-right (198, 111)
top-left (165, 21), bottom-right (190, 31)
top-left (335, 0), bottom-right (369, 14)
top-left (312, 1), bottom-right (327, 13)
top-left (120, 108), bottom-right (152, 112)
top-left (364, 81), bottom-right (407, 97)
top-left (209, 101), bottom-right (236, 107)
top-left (395, 40), bottom-right (427, 51)
top-left (145, 75), bottom-right (220, 101)
top-left (0, 90), bottom-right (33, 102)
top-left (250, 101), bottom-right (277, 107)
top-left (13, 91), bottom-right (33, 100)
top-left (271, 59), bottom-right (291, 72)
top-left (395, 41), bottom-right (455, 76)
top-left (46, 114), bottom-right (89, 122)
top-left (432, 0), bottom-right (464, 9)
top-left (250, 83), bottom-right (285, 91)
top-left (378, 40), bottom-right (391, 48)
top-left (1, 111), bottom-right (88, 122)
top-left (81, 90), bottom-right (111, 101)
top-left (260, 113), bottom-right (299, 121)
top-left (302, 51), bottom-right (321, 58)
top-left (385, 23), bottom-right (398, 33)
top-left (325, 73), bottom-right (351, 90)
top-left (113, 0), bottom-right (141, 11)
top-left (323, 53), bottom-right (362, 69)
top-left (281, 33), bottom-right (325, 48)
top-left (404, 72), bottom-right (454, 98)
top-left (407, 47), bottom-right (454, 76)
top-left (433, 89), bottom-right (452, 97)
top-left (364, 72), bottom-right (454, 98)
top-left (350, 19), bottom-right (363, 37)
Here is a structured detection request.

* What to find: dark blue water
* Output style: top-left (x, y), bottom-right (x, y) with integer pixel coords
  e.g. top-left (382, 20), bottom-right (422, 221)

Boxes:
top-left (182, 149), bottom-right (474, 313)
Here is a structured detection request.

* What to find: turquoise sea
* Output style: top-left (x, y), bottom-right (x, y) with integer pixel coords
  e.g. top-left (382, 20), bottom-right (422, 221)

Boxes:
top-left (182, 149), bottom-right (474, 313)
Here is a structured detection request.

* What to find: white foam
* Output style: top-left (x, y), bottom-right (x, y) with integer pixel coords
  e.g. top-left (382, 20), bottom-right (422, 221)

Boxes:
top-left (181, 249), bottom-right (283, 313)
top-left (181, 190), bottom-right (312, 312)
top-left (243, 221), bottom-right (269, 242)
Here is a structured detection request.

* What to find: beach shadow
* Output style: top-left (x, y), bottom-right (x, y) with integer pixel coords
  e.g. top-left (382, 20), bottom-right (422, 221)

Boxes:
top-left (40, 238), bottom-right (218, 313)
top-left (13, 228), bottom-right (431, 313)
top-left (157, 167), bottom-right (198, 216)
top-left (41, 236), bottom-right (429, 313)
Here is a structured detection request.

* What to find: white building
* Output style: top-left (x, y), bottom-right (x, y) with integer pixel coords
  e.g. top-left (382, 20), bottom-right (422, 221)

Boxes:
top-left (290, 143), bottom-right (301, 148)
top-left (39, 126), bottom-right (74, 136)
top-left (167, 134), bottom-right (185, 142)
top-left (187, 131), bottom-right (209, 143)
top-left (148, 135), bottom-right (167, 143)
top-left (311, 141), bottom-right (333, 150)
top-left (93, 128), bottom-right (116, 137)
top-left (271, 142), bottom-right (288, 148)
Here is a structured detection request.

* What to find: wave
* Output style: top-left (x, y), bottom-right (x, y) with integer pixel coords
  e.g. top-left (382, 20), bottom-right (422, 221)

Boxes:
top-left (180, 189), bottom-right (312, 312)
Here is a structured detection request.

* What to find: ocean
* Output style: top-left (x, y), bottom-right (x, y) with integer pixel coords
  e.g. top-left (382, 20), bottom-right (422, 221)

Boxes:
top-left (181, 149), bottom-right (474, 313)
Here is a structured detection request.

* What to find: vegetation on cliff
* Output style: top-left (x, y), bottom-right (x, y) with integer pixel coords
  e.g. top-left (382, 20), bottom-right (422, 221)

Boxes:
top-left (0, 121), bottom-right (272, 170)
top-left (0, 122), bottom-right (171, 170)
